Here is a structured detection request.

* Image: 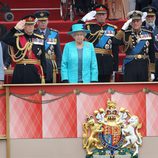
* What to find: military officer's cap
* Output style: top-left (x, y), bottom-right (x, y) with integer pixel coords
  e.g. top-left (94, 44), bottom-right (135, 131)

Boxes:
top-left (142, 6), bottom-right (157, 16)
top-left (94, 4), bottom-right (108, 14)
top-left (21, 14), bottom-right (36, 25)
top-left (127, 10), bottom-right (143, 20)
top-left (34, 10), bottom-right (50, 20)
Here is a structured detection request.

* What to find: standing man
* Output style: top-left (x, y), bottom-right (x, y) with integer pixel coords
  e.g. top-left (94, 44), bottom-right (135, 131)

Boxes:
top-left (142, 6), bottom-right (158, 81)
top-left (113, 10), bottom-right (155, 82)
top-left (84, 4), bottom-right (118, 82)
top-left (2, 15), bottom-right (46, 84)
top-left (0, 41), bottom-right (11, 84)
top-left (34, 11), bottom-right (61, 83)
top-left (152, 0), bottom-right (158, 25)
top-left (0, 25), bottom-right (11, 84)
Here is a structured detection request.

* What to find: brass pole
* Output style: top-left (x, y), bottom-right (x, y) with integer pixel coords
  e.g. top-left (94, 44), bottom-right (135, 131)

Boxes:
top-left (6, 87), bottom-right (10, 158)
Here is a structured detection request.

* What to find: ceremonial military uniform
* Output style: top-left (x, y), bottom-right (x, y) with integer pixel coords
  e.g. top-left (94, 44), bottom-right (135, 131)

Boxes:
top-left (2, 15), bottom-right (46, 84)
top-left (153, 26), bottom-right (158, 81)
top-left (113, 11), bottom-right (155, 82)
top-left (85, 5), bottom-right (119, 82)
top-left (142, 6), bottom-right (158, 81)
top-left (34, 11), bottom-right (61, 83)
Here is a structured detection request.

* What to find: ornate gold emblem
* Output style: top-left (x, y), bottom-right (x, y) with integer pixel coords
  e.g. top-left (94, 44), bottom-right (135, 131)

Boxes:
top-left (28, 17), bottom-right (33, 21)
top-left (82, 99), bottom-right (142, 158)
top-left (100, 6), bottom-right (103, 10)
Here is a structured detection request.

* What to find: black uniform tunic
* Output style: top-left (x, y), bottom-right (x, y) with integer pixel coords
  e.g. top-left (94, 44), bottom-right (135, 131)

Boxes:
top-left (113, 28), bottom-right (155, 82)
top-left (85, 21), bottom-right (118, 82)
top-left (143, 23), bottom-right (158, 81)
top-left (2, 27), bottom-right (46, 84)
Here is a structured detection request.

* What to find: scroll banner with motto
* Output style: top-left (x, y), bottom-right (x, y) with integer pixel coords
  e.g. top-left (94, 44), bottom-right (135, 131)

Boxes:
top-left (0, 83), bottom-right (157, 139)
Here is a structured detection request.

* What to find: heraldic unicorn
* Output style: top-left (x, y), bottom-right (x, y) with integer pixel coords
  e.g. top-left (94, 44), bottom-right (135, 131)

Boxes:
top-left (82, 99), bottom-right (142, 158)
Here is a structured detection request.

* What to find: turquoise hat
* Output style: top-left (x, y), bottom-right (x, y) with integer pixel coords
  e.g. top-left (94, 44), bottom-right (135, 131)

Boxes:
top-left (68, 23), bottom-right (90, 35)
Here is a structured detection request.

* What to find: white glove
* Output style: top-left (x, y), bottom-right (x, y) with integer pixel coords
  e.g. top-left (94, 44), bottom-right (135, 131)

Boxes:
top-left (15, 20), bottom-right (26, 30)
top-left (142, 12), bottom-right (147, 22)
top-left (81, 11), bottom-right (96, 22)
top-left (151, 73), bottom-right (155, 81)
top-left (121, 18), bottom-right (132, 31)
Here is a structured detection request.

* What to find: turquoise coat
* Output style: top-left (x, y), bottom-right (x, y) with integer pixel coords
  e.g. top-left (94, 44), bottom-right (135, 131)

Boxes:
top-left (61, 41), bottom-right (98, 83)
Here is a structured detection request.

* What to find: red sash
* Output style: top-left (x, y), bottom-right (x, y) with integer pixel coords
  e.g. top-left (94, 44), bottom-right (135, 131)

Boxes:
top-left (19, 36), bottom-right (42, 77)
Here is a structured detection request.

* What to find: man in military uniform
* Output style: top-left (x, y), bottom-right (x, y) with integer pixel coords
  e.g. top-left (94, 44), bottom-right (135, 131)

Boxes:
top-left (85, 4), bottom-right (118, 82)
top-left (142, 6), bottom-right (158, 81)
top-left (34, 11), bottom-right (61, 83)
top-left (0, 25), bottom-right (11, 84)
top-left (2, 15), bottom-right (46, 84)
top-left (113, 10), bottom-right (155, 82)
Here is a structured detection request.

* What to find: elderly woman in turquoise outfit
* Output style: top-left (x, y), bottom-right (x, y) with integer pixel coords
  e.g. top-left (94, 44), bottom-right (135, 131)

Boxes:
top-left (61, 23), bottom-right (98, 83)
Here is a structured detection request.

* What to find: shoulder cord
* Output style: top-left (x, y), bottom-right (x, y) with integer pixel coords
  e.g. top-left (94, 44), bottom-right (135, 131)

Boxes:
top-left (9, 36), bottom-right (33, 63)
top-left (122, 32), bottom-right (131, 53)
top-left (88, 30), bottom-right (103, 44)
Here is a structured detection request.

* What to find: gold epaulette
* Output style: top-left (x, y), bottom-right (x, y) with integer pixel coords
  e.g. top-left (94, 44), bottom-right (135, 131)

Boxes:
top-left (86, 21), bottom-right (97, 31)
top-left (107, 23), bottom-right (117, 29)
top-left (14, 33), bottom-right (24, 36)
top-left (115, 30), bottom-right (124, 40)
top-left (33, 33), bottom-right (44, 39)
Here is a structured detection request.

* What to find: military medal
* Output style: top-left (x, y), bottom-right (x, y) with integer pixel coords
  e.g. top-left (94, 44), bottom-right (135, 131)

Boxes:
top-left (155, 34), bottom-right (158, 41)
top-left (105, 44), bottom-right (110, 49)
top-left (146, 41), bottom-right (149, 46)
top-left (33, 38), bottom-right (44, 45)
top-left (108, 39), bottom-right (112, 44)
top-left (47, 38), bottom-right (57, 44)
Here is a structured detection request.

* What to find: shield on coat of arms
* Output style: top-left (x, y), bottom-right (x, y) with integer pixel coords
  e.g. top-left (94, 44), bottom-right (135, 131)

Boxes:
top-left (99, 124), bottom-right (123, 150)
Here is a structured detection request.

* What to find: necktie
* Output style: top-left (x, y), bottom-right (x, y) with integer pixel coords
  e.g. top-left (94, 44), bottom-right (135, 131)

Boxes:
top-left (41, 31), bottom-right (45, 36)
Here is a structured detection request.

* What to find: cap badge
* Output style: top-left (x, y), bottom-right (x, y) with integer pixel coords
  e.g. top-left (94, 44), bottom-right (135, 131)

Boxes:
top-left (100, 6), bottom-right (103, 10)
top-left (28, 17), bottom-right (33, 21)
top-left (40, 12), bottom-right (44, 17)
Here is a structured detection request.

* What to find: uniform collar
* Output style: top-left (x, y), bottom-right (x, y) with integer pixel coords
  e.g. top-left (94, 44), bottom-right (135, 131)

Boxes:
top-left (146, 24), bottom-right (155, 31)
top-left (39, 29), bottom-right (46, 34)
top-left (96, 21), bottom-right (107, 27)
top-left (131, 28), bottom-right (142, 35)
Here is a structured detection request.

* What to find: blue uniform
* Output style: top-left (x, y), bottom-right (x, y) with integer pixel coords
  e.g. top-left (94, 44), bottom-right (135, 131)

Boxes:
top-left (35, 28), bottom-right (61, 83)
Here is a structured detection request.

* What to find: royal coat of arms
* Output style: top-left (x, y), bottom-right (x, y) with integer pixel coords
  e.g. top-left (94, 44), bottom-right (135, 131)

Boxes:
top-left (82, 99), bottom-right (142, 158)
